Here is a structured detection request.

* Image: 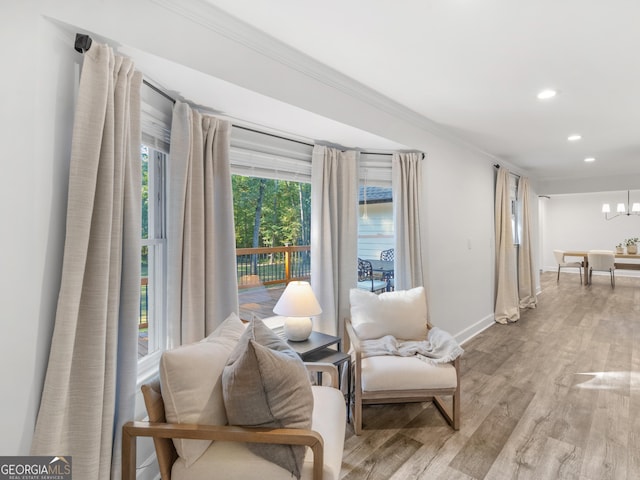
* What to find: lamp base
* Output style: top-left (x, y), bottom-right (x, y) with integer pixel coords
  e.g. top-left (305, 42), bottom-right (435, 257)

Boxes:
top-left (284, 316), bottom-right (312, 341)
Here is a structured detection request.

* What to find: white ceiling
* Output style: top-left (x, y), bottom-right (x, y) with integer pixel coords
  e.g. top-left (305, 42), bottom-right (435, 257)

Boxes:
top-left (189, 0), bottom-right (640, 182)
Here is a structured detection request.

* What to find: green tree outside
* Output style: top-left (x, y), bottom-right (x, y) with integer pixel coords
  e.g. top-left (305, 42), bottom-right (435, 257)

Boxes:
top-left (232, 175), bottom-right (311, 248)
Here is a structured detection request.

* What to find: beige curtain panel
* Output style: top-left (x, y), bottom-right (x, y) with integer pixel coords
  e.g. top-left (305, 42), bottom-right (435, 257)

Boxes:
top-left (167, 101), bottom-right (239, 345)
top-left (392, 152), bottom-right (425, 291)
top-left (494, 167), bottom-right (520, 324)
top-left (31, 43), bottom-right (142, 480)
top-left (517, 177), bottom-right (537, 309)
top-left (310, 145), bottom-right (359, 337)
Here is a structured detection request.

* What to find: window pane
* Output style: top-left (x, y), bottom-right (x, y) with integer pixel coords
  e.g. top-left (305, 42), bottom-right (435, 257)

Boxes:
top-left (141, 145), bottom-right (149, 240)
top-left (357, 186), bottom-right (394, 259)
top-left (232, 175), bottom-right (311, 320)
top-left (139, 146), bottom-right (166, 360)
top-left (138, 246), bottom-right (149, 358)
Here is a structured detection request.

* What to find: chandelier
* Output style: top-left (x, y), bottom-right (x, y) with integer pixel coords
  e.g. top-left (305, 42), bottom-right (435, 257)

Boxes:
top-left (602, 190), bottom-right (640, 220)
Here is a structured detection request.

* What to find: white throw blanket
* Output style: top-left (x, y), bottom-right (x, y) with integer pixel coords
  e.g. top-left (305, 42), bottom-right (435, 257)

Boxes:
top-left (359, 327), bottom-right (464, 364)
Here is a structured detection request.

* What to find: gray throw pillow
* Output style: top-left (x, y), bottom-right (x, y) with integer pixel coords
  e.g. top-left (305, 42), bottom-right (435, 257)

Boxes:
top-left (222, 317), bottom-right (313, 479)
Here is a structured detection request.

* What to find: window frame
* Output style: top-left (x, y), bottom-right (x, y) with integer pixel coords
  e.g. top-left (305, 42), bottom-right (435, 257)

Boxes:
top-left (137, 146), bottom-right (168, 382)
top-left (137, 83), bottom-right (172, 384)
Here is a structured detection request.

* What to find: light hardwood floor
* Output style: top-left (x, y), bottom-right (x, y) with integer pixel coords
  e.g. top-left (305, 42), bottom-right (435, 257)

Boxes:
top-left (340, 271), bottom-right (640, 480)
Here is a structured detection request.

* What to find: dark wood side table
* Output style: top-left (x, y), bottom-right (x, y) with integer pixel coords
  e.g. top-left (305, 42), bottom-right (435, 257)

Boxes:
top-left (277, 330), bottom-right (351, 415)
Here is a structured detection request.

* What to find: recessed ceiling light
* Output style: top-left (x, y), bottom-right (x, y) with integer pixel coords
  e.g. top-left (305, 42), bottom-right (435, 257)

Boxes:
top-left (584, 157), bottom-right (595, 163)
top-left (568, 134), bottom-right (582, 141)
top-left (537, 89), bottom-right (557, 100)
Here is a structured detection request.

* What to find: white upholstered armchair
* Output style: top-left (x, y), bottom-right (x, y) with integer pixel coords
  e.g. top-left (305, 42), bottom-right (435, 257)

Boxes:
top-left (123, 315), bottom-right (346, 480)
top-left (346, 287), bottom-right (461, 435)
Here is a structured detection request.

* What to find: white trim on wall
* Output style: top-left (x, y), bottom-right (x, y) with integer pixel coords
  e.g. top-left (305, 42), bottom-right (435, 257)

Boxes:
top-left (149, 0), bottom-right (494, 158)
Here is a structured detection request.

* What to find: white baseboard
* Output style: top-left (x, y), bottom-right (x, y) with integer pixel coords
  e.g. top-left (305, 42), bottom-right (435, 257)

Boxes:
top-left (454, 313), bottom-right (495, 346)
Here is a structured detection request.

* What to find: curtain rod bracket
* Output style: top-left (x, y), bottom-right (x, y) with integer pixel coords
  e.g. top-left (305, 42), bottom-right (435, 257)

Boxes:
top-left (74, 33), bottom-right (92, 54)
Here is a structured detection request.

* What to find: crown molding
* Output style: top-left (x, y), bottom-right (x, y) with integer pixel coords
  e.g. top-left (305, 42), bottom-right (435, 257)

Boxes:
top-left (151, 0), bottom-right (494, 158)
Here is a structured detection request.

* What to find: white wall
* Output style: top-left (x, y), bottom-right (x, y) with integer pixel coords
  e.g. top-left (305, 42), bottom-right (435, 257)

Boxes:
top-left (540, 190), bottom-right (640, 276)
top-left (424, 145), bottom-right (498, 339)
top-left (2, 0), bottom-right (507, 461)
top-left (1, 4), bottom-right (76, 454)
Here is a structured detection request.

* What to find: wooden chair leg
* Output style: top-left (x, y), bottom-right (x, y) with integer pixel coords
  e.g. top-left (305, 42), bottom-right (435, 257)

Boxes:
top-left (557, 266), bottom-right (561, 283)
top-left (353, 397), bottom-right (362, 435)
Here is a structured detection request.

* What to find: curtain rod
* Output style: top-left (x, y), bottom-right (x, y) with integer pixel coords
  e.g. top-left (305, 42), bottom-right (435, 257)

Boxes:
top-left (74, 33), bottom-right (409, 158)
top-left (494, 163), bottom-right (521, 179)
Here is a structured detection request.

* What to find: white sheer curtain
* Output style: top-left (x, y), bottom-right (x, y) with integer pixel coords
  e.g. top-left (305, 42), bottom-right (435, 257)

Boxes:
top-left (517, 176), bottom-right (537, 309)
top-left (31, 42), bottom-right (141, 480)
top-left (167, 101), bottom-right (239, 344)
top-left (310, 145), bottom-right (359, 337)
top-left (392, 152), bottom-right (425, 290)
top-left (494, 167), bottom-right (520, 323)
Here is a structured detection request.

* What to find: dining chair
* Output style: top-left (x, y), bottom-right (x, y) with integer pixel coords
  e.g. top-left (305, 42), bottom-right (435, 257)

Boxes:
top-left (553, 249), bottom-right (583, 284)
top-left (587, 250), bottom-right (615, 287)
top-left (357, 258), bottom-right (388, 293)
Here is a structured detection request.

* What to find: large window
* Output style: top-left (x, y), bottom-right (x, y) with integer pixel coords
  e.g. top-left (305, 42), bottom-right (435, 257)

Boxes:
top-left (137, 84), bottom-right (172, 370)
top-left (232, 175), bottom-right (311, 320)
top-left (357, 154), bottom-right (394, 261)
top-left (229, 127), bottom-right (313, 320)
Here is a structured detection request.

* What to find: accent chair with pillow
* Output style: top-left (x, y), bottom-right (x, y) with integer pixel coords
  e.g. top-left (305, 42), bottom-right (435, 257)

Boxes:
top-left (347, 287), bottom-right (462, 435)
top-left (122, 314), bottom-right (346, 480)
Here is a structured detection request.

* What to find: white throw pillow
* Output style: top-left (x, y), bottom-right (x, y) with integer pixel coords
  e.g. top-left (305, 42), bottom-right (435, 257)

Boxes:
top-left (159, 312), bottom-right (244, 467)
top-left (350, 286), bottom-right (428, 341)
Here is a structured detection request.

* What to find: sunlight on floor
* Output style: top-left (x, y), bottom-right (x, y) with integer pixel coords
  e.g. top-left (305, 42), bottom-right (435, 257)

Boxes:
top-left (572, 371), bottom-right (639, 391)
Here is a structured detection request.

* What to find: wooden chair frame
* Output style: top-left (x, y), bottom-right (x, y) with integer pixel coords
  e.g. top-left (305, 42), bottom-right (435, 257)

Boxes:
top-left (123, 363), bottom-right (339, 480)
top-left (345, 318), bottom-right (460, 435)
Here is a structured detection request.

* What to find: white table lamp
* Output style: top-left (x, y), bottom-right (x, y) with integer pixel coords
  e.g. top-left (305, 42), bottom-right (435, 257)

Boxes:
top-left (273, 281), bottom-right (322, 341)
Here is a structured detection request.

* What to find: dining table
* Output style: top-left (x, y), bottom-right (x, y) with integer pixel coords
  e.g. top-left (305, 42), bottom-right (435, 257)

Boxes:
top-left (563, 250), bottom-right (640, 285)
top-left (364, 259), bottom-right (395, 291)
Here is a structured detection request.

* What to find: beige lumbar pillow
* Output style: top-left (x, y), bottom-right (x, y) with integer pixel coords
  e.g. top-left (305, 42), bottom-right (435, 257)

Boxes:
top-left (350, 286), bottom-right (428, 340)
top-left (222, 317), bottom-right (313, 479)
top-left (159, 312), bottom-right (245, 467)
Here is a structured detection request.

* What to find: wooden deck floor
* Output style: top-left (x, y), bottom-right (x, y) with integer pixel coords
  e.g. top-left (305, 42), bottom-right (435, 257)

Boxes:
top-left (238, 284), bottom-right (285, 321)
top-left (137, 285), bottom-right (285, 358)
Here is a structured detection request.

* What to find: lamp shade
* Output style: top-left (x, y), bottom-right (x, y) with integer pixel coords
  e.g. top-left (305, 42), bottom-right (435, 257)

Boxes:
top-left (273, 281), bottom-right (322, 317)
top-left (602, 203), bottom-right (611, 213)
top-left (274, 281), bottom-right (322, 341)
top-left (617, 203), bottom-right (626, 213)
top-left (633, 203), bottom-right (640, 213)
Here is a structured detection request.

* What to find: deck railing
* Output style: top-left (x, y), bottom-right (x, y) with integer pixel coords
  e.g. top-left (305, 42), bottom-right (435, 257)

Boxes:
top-left (138, 245), bottom-right (311, 331)
top-left (236, 245), bottom-right (311, 288)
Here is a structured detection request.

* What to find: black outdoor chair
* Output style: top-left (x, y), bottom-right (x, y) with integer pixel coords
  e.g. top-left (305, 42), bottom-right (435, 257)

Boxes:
top-left (357, 258), bottom-right (388, 293)
top-left (380, 248), bottom-right (394, 261)
top-left (378, 249), bottom-right (395, 290)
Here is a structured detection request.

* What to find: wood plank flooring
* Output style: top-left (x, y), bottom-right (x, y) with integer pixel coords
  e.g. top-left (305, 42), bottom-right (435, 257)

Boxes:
top-left (340, 271), bottom-right (640, 480)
